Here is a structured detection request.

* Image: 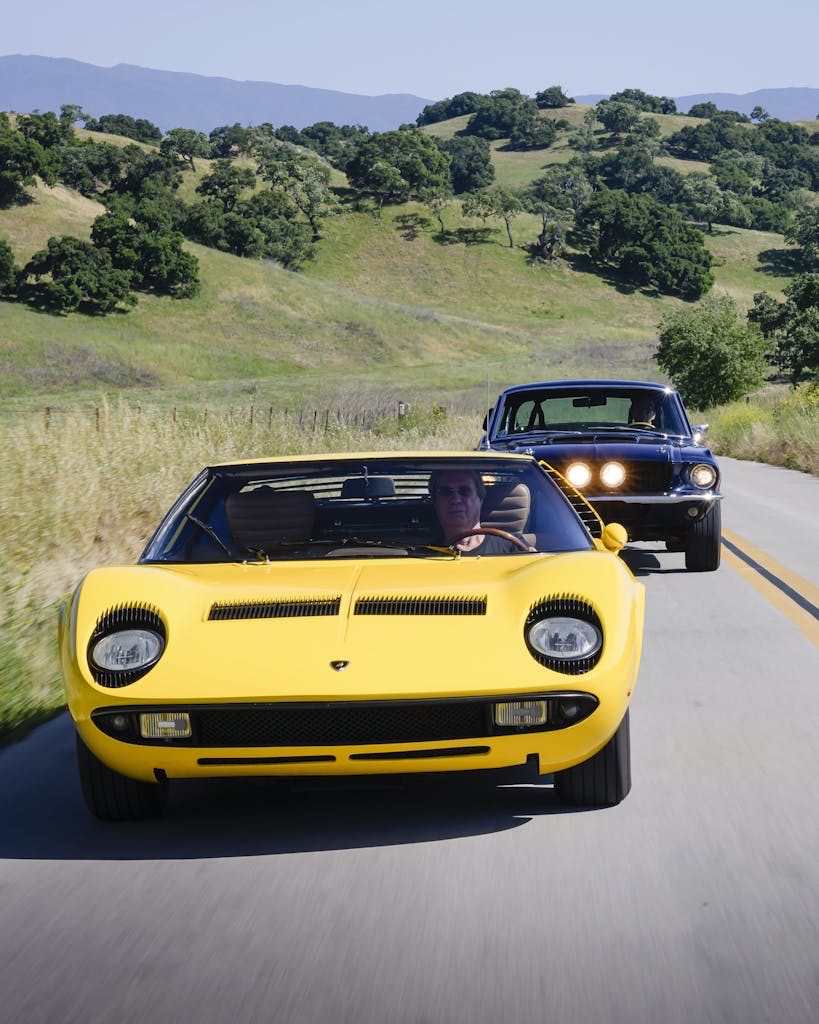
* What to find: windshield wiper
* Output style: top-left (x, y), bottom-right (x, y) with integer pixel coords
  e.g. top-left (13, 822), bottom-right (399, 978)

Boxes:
top-left (185, 514), bottom-right (232, 557)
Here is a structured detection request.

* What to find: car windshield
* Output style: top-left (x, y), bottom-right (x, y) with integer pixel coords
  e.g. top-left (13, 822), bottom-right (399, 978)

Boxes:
top-left (141, 456), bottom-right (594, 564)
top-left (491, 387), bottom-right (689, 437)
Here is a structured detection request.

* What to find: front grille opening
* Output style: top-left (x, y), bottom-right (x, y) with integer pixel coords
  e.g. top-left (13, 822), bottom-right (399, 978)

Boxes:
top-left (92, 693), bottom-right (597, 748)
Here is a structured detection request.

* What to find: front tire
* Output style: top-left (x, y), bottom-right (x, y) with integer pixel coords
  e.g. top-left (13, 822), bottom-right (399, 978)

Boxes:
top-left (553, 709), bottom-right (631, 807)
top-left (76, 733), bottom-right (168, 821)
top-left (685, 502), bottom-right (721, 572)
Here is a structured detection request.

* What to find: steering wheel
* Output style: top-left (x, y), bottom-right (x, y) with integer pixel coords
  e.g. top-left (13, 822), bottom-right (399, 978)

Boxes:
top-left (449, 527), bottom-right (532, 552)
top-left (630, 421), bottom-right (656, 429)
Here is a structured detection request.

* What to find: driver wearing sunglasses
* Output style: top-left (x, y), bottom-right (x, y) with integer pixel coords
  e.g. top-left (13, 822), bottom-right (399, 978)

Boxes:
top-left (429, 470), bottom-right (529, 554)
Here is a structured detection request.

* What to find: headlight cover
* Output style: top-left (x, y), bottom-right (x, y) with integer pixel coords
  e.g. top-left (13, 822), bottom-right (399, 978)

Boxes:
top-left (525, 598), bottom-right (603, 675)
top-left (88, 605), bottom-right (166, 687)
top-left (600, 461), bottom-right (626, 488)
top-left (565, 462), bottom-right (592, 489)
top-left (690, 463), bottom-right (717, 488)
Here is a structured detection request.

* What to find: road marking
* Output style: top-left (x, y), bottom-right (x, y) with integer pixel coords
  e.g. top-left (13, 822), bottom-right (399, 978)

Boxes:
top-left (722, 528), bottom-right (819, 649)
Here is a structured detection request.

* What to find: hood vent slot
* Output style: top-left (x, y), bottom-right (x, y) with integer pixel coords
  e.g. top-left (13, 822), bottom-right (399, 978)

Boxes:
top-left (209, 597), bottom-right (341, 620)
top-left (355, 596), bottom-right (487, 616)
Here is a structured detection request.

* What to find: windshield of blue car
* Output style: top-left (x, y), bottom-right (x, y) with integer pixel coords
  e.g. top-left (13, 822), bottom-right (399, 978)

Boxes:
top-left (141, 456), bottom-right (595, 564)
top-left (491, 387), bottom-right (689, 437)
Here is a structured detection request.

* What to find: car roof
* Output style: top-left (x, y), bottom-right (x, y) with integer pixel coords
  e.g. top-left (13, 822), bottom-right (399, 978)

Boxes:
top-left (495, 379), bottom-right (674, 395)
top-left (207, 450), bottom-right (539, 471)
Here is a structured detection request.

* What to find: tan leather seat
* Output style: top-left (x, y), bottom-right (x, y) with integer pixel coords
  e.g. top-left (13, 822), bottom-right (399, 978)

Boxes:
top-left (481, 481), bottom-right (531, 533)
top-left (226, 489), bottom-right (315, 550)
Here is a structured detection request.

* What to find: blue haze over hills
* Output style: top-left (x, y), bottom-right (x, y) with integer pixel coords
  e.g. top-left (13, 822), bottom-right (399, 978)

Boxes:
top-left (2, 55), bottom-right (818, 131)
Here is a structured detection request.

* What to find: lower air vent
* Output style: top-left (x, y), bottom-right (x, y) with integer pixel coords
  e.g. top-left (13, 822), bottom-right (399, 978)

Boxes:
top-left (354, 596), bottom-right (487, 616)
top-left (209, 597), bottom-right (341, 620)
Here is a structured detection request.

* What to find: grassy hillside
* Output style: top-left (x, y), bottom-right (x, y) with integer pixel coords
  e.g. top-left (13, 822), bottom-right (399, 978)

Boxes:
top-left (0, 167), bottom-right (796, 414)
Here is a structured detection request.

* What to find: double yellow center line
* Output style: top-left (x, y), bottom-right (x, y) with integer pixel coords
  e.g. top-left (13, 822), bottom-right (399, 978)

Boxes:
top-left (722, 527), bottom-right (819, 649)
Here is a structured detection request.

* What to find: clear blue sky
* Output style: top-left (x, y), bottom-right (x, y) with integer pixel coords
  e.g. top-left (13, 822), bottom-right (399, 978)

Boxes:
top-left (4, 0), bottom-right (818, 100)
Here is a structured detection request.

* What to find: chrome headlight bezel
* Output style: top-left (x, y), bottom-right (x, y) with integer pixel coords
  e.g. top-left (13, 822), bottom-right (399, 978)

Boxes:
top-left (88, 605), bottom-right (166, 687)
top-left (565, 462), bottom-right (592, 489)
top-left (600, 461), bottom-right (626, 489)
top-left (689, 463), bottom-right (717, 489)
top-left (525, 598), bottom-right (603, 675)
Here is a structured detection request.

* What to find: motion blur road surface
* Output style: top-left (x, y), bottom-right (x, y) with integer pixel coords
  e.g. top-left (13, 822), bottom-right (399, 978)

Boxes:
top-left (2, 457), bottom-right (818, 1024)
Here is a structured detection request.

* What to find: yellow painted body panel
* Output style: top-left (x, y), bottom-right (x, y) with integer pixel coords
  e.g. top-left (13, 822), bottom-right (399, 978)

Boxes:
top-left (60, 549), bottom-right (643, 784)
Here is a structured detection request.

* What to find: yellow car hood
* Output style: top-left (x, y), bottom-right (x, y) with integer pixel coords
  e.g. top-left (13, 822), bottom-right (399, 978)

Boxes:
top-left (65, 551), bottom-right (642, 704)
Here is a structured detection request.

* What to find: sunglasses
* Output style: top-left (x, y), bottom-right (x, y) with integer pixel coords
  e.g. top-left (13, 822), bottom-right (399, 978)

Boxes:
top-left (435, 486), bottom-right (477, 498)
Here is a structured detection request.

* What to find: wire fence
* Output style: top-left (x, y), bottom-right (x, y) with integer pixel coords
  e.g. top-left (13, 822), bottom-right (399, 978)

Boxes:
top-left (39, 399), bottom-right (420, 433)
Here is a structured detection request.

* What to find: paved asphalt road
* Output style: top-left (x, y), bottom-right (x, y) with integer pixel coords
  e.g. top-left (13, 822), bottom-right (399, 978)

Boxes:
top-left (1, 457), bottom-right (818, 1024)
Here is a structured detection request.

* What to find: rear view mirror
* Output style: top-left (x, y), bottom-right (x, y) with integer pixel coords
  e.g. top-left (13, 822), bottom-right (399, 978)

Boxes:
top-left (601, 523), bottom-right (628, 553)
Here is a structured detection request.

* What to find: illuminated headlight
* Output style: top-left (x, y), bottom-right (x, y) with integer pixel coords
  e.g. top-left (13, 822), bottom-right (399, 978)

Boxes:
top-left (528, 617), bottom-right (602, 660)
top-left (91, 629), bottom-right (164, 673)
top-left (600, 461), bottom-right (626, 488)
top-left (494, 700), bottom-right (548, 727)
top-left (565, 462), bottom-right (592, 488)
top-left (140, 712), bottom-right (192, 740)
top-left (690, 464), bottom-right (717, 488)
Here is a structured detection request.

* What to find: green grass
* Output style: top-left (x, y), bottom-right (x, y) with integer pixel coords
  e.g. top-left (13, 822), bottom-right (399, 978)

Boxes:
top-left (1, 169), bottom-right (796, 415)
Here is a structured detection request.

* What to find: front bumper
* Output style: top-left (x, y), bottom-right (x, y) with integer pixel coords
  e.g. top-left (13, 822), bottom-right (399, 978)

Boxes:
top-left (75, 690), bottom-right (629, 783)
top-left (587, 492), bottom-right (721, 539)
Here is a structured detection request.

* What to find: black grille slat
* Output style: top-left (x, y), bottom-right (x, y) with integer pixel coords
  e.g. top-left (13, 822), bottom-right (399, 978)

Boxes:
top-left (354, 596), bottom-right (487, 616)
top-left (209, 598), bottom-right (341, 620)
top-left (548, 460), bottom-right (673, 495)
top-left (195, 703), bottom-right (489, 745)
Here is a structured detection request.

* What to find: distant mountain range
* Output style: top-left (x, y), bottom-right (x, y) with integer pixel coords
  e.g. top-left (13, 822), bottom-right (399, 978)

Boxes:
top-left (1, 55), bottom-right (818, 133)
top-left (576, 88), bottom-right (819, 121)
top-left (0, 55), bottom-right (432, 133)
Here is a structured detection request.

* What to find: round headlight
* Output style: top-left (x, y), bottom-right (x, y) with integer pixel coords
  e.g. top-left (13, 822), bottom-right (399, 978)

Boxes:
top-left (91, 629), bottom-right (165, 673)
top-left (600, 461), bottom-right (626, 488)
top-left (527, 617), bottom-right (602, 660)
top-left (690, 464), bottom-right (717, 488)
top-left (566, 462), bottom-right (592, 489)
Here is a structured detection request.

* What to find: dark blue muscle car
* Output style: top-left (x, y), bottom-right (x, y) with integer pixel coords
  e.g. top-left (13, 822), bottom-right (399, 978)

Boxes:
top-left (480, 380), bottom-right (722, 571)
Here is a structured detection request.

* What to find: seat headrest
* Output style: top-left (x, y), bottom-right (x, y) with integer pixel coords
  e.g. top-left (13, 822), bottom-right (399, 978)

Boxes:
top-left (481, 481), bottom-right (531, 533)
top-left (226, 488), bottom-right (315, 550)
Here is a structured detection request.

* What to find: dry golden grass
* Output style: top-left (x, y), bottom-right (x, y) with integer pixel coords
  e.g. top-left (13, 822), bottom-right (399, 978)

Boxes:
top-left (0, 399), bottom-right (480, 740)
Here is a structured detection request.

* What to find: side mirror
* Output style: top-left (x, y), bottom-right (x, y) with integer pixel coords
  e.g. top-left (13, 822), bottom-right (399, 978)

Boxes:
top-left (600, 522), bottom-right (628, 553)
top-left (691, 423), bottom-right (709, 443)
top-left (482, 406), bottom-right (493, 431)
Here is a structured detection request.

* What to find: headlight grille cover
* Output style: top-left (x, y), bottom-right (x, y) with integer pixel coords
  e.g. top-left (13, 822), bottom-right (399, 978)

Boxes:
top-left (88, 604), bottom-right (166, 687)
top-left (524, 595), bottom-right (603, 675)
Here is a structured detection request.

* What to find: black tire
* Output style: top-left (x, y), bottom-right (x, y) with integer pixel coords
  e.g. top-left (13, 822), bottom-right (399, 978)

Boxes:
top-left (553, 709), bottom-right (631, 807)
top-left (76, 733), bottom-right (168, 821)
top-left (685, 502), bottom-right (721, 572)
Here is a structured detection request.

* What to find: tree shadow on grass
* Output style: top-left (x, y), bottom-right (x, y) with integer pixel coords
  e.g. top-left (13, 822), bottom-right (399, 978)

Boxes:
top-left (434, 226), bottom-right (494, 247)
top-left (562, 252), bottom-right (642, 296)
top-left (394, 212), bottom-right (431, 240)
top-left (755, 247), bottom-right (807, 278)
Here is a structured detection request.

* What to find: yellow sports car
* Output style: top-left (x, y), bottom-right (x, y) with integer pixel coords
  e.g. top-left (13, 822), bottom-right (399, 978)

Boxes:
top-left (59, 451), bottom-right (644, 819)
